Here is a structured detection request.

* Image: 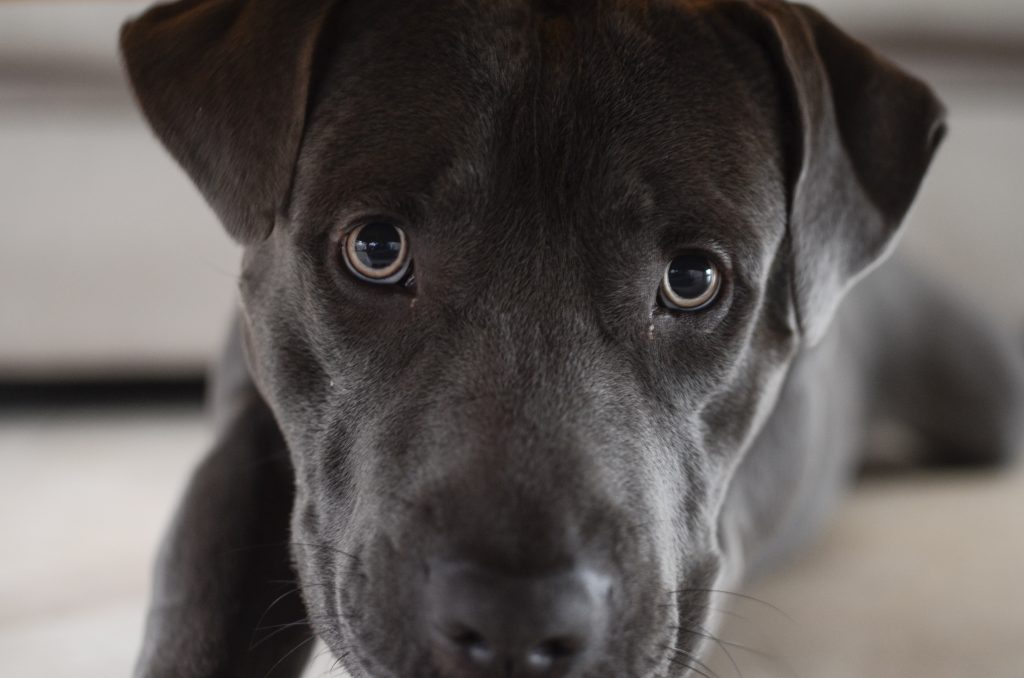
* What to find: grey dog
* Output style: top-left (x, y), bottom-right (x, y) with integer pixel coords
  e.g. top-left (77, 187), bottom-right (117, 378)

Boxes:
top-left (122, 1), bottom-right (1023, 677)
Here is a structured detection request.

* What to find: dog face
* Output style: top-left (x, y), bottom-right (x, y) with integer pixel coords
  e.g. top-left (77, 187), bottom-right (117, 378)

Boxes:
top-left (122, 1), bottom-right (943, 676)
top-left (240, 7), bottom-right (797, 674)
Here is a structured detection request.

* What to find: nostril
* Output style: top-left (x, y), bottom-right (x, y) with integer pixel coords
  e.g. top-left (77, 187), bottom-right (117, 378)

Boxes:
top-left (425, 560), bottom-right (612, 676)
top-left (537, 636), bottom-right (581, 659)
top-left (442, 624), bottom-right (493, 665)
top-left (450, 626), bottom-right (484, 648)
top-left (526, 636), bottom-right (582, 671)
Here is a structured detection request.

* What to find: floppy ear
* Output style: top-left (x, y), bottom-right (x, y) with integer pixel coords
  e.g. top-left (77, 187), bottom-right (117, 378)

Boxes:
top-left (121, 0), bottom-right (338, 243)
top-left (737, 1), bottom-right (947, 344)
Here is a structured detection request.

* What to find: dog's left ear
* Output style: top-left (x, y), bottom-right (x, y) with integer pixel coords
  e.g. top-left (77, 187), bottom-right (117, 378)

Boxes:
top-left (734, 1), bottom-right (946, 344)
top-left (121, 0), bottom-right (338, 243)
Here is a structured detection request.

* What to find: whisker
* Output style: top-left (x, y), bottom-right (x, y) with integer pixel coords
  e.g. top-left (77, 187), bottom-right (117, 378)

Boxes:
top-left (250, 619), bottom-right (317, 651)
top-left (657, 601), bottom-right (753, 624)
top-left (308, 643), bottom-right (350, 678)
top-left (674, 626), bottom-right (801, 678)
top-left (254, 613), bottom-right (349, 633)
top-left (663, 644), bottom-right (720, 678)
top-left (703, 605), bottom-right (753, 625)
top-left (307, 644), bottom-right (332, 678)
top-left (253, 619), bottom-right (310, 633)
top-left (665, 652), bottom-right (717, 678)
top-left (675, 626), bottom-right (742, 678)
top-left (218, 538), bottom-right (358, 560)
top-left (329, 650), bottom-right (352, 676)
top-left (671, 589), bottom-right (793, 622)
top-left (250, 586), bottom-right (305, 650)
top-left (263, 635), bottom-right (316, 678)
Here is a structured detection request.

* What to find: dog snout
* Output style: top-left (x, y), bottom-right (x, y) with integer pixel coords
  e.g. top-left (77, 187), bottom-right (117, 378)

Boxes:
top-left (423, 559), bottom-right (612, 677)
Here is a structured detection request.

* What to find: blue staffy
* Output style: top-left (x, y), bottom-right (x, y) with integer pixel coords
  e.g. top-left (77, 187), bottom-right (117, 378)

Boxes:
top-left (122, 1), bottom-right (1022, 676)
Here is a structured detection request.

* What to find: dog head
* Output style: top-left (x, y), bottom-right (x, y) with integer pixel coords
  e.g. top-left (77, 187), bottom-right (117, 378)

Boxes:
top-left (122, 1), bottom-right (943, 676)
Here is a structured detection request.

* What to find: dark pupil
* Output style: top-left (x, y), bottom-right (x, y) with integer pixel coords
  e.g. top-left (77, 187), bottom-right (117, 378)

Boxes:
top-left (667, 255), bottom-right (713, 299)
top-left (353, 223), bottom-right (402, 270)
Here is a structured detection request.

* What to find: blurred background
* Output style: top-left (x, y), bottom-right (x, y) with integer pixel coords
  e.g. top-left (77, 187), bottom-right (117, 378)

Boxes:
top-left (1, 1), bottom-right (1022, 677)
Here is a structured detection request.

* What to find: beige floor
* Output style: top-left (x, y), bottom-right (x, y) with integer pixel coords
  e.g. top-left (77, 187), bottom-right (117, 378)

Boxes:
top-left (1, 406), bottom-right (1021, 678)
top-left (711, 470), bottom-right (1024, 678)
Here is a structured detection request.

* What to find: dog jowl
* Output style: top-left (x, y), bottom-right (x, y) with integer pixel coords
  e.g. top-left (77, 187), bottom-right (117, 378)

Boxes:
top-left (122, 1), bottom-right (957, 677)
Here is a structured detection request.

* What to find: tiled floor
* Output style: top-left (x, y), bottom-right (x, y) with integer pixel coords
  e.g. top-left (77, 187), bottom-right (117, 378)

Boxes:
top-left (1, 405), bottom-right (1022, 678)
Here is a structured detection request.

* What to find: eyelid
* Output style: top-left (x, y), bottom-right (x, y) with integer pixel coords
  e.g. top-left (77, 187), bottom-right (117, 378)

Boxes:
top-left (328, 195), bottom-right (422, 236)
top-left (336, 210), bottom-right (409, 238)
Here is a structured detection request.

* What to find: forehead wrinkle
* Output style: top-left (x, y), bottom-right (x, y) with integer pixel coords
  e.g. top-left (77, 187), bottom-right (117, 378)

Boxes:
top-left (437, 7), bottom-right (664, 241)
top-left (299, 0), bottom-right (783, 246)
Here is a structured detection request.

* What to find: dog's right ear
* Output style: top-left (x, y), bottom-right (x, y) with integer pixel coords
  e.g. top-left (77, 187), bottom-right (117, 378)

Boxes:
top-left (121, 0), bottom-right (337, 243)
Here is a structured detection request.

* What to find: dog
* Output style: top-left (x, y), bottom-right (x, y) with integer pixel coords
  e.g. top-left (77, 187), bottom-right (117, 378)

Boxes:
top-left (121, 1), bottom-right (1024, 676)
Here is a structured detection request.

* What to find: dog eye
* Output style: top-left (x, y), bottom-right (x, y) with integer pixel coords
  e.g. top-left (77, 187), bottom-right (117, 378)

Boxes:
top-left (342, 221), bottom-right (412, 284)
top-left (659, 253), bottom-right (722, 311)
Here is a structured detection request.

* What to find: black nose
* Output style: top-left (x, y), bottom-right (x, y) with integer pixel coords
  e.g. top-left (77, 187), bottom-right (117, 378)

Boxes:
top-left (424, 561), bottom-right (611, 677)
top-left (421, 561), bottom-right (606, 678)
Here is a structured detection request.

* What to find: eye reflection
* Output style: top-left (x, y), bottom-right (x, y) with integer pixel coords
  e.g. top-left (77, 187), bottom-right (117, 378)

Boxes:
top-left (659, 253), bottom-right (721, 311)
top-left (342, 222), bottom-right (411, 284)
